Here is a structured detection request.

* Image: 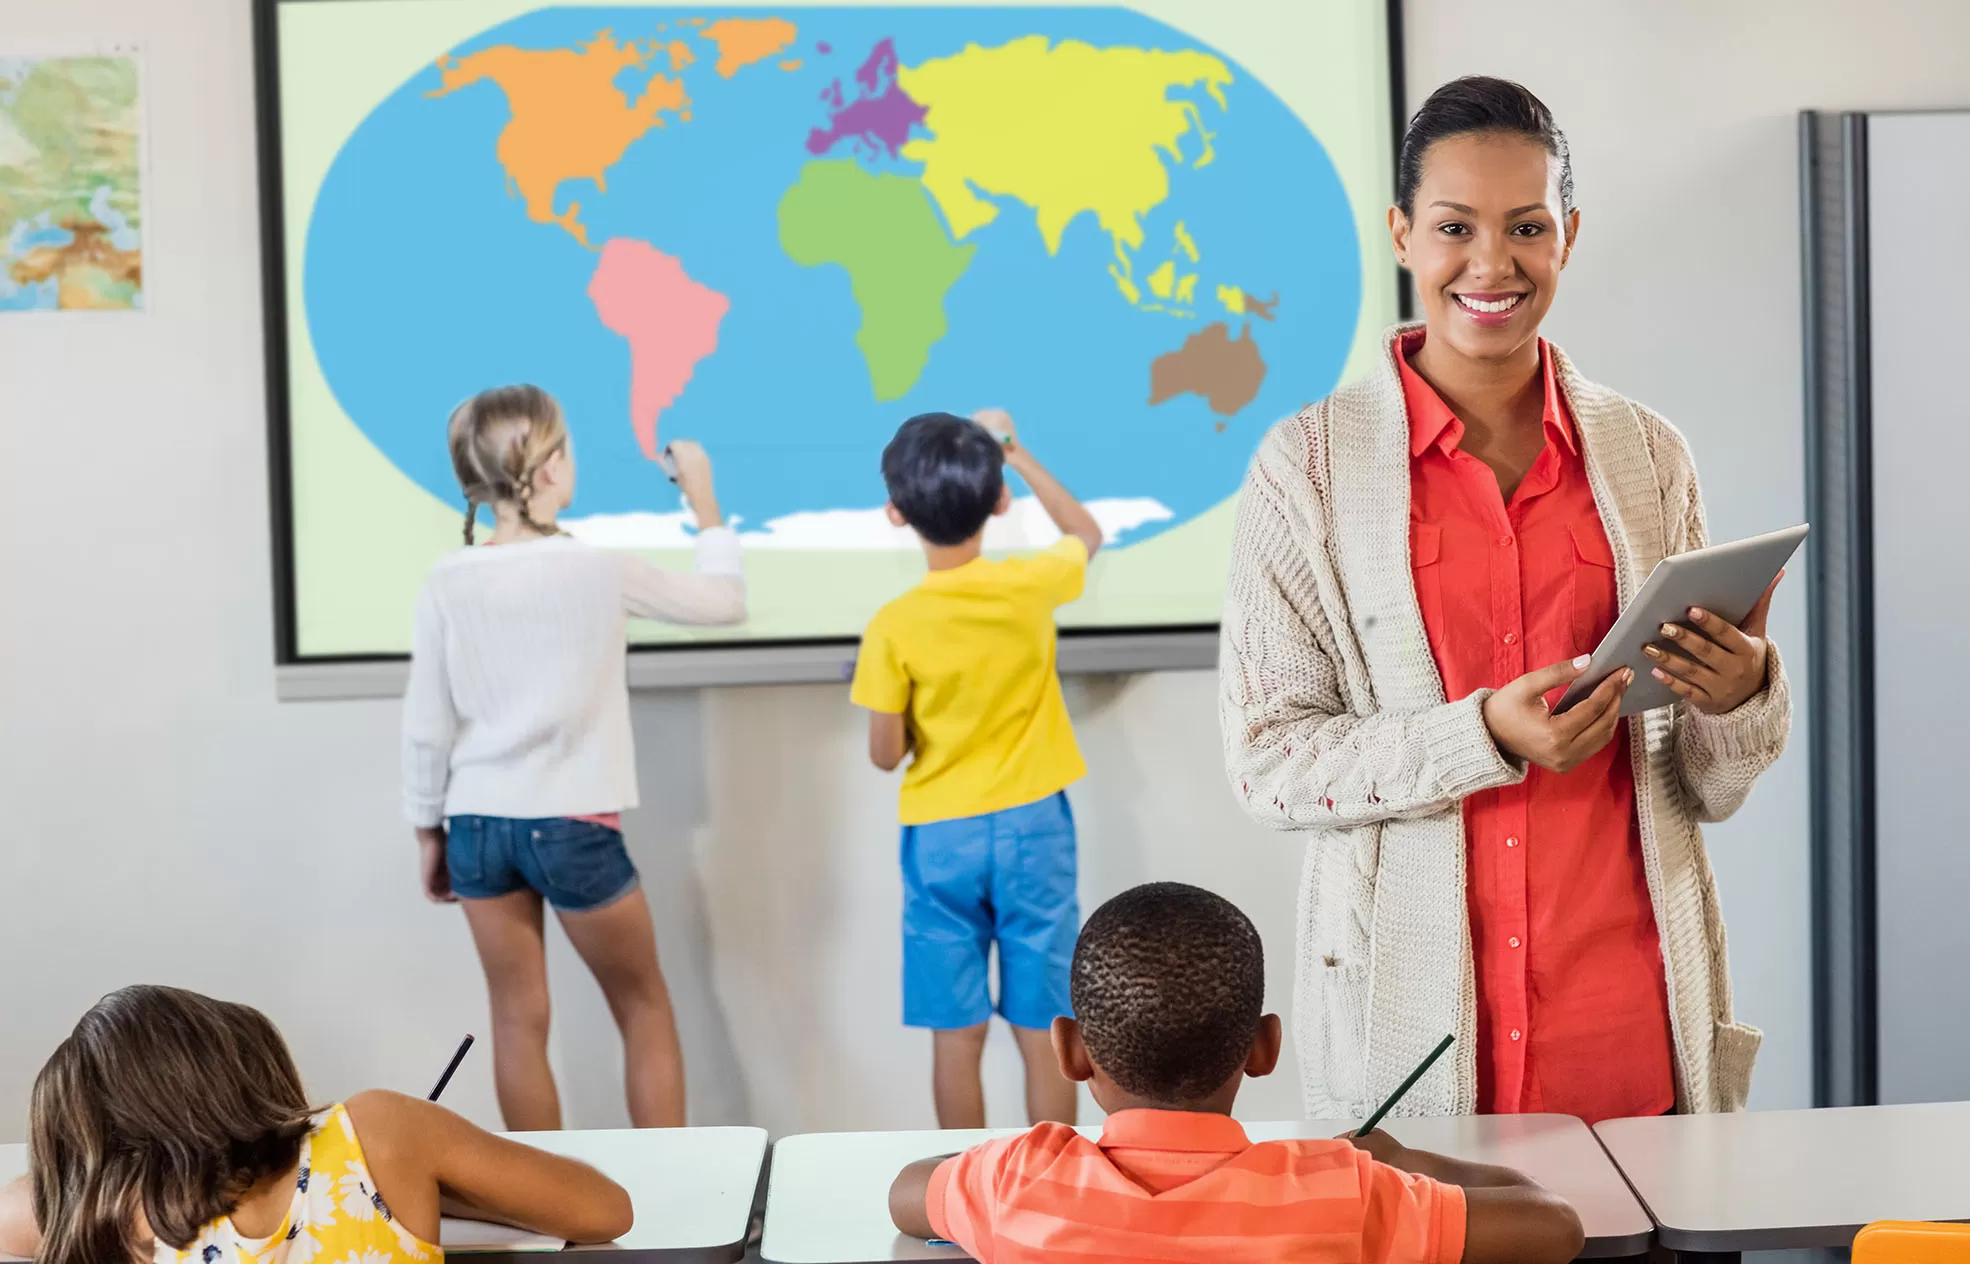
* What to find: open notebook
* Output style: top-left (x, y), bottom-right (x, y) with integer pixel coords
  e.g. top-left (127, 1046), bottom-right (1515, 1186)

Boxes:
top-left (439, 1217), bottom-right (567, 1253)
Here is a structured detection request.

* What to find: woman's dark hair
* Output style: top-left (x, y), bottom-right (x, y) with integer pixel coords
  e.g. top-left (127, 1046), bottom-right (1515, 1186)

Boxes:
top-left (1396, 76), bottom-right (1574, 217)
top-left (29, 986), bottom-right (315, 1264)
top-left (881, 412), bottom-right (1005, 547)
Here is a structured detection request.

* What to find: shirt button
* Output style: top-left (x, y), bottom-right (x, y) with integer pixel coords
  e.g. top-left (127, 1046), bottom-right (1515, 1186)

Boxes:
top-left (1503, 631), bottom-right (1519, 645)
top-left (1506, 836), bottom-right (1520, 848)
top-left (1509, 936), bottom-right (1521, 948)
top-left (1497, 535), bottom-right (1513, 548)
top-left (1510, 1029), bottom-right (1523, 1042)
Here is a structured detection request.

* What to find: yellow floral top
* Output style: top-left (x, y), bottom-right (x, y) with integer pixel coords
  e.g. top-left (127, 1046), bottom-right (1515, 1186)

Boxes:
top-left (155, 1104), bottom-right (437, 1264)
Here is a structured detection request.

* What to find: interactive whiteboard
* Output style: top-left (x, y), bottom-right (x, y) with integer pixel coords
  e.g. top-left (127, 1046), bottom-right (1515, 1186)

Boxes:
top-left (257, 0), bottom-right (1402, 685)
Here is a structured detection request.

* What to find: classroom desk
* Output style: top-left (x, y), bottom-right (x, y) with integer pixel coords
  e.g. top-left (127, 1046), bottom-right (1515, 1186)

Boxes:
top-left (1595, 1101), bottom-right (1970, 1260)
top-left (488, 1126), bottom-right (767, 1263)
top-left (760, 1114), bottom-right (1653, 1263)
top-left (1, 1128), bottom-right (769, 1264)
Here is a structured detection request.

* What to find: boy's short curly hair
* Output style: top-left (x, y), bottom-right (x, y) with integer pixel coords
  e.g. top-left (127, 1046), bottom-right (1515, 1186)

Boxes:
top-left (1070, 882), bottom-right (1265, 1103)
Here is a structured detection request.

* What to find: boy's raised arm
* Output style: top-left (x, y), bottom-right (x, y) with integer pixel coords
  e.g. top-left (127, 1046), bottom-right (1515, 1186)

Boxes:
top-left (974, 410), bottom-right (1103, 560)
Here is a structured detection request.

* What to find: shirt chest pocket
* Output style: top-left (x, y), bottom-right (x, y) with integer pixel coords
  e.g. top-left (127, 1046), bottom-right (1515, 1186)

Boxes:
top-left (1409, 521), bottom-right (1444, 635)
top-left (1570, 522), bottom-right (1620, 652)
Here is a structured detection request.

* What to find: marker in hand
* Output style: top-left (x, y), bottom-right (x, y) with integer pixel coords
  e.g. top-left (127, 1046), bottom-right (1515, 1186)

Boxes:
top-left (656, 444), bottom-right (679, 483)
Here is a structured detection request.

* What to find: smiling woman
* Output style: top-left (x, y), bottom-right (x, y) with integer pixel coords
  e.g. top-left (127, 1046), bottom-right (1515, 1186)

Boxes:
top-left (1218, 77), bottom-right (1793, 1125)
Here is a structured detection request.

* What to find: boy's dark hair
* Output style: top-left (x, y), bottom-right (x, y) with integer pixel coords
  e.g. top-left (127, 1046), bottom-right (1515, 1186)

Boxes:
top-left (1070, 882), bottom-right (1265, 1103)
top-left (881, 412), bottom-right (1005, 547)
top-left (1397, 76), bottom-right (1574, 217)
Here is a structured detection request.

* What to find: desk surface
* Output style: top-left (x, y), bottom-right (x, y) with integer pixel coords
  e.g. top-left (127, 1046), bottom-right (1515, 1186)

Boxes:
top-left (761, 1114), bottom-right (1652, 1263)
top-left (498, 1127), bottom-right (766, 1262)
top-left (1595, 1101), bottom-right (1970, 1252)
top-left (2, 1127), bottom-right (767, 1264)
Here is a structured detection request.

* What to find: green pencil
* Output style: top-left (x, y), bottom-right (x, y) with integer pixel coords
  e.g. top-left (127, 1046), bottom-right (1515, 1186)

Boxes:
top-left (1354, 1033), bottom-right (1456, 1137)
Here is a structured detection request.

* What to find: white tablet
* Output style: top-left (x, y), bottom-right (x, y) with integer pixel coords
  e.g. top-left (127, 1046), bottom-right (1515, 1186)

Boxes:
top-left (1552, 524), bottom-right (1809, 718)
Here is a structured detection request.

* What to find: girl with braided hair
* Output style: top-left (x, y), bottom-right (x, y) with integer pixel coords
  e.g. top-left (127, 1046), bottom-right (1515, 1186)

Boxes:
top-left (403, 384), bottom-right (744, 1130)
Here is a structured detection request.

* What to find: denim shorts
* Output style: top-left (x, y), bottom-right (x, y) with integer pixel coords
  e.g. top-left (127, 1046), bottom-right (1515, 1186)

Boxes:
top-left (900, 791), bottom-right (1079, 1031)
top-left (445, 816), bottom-right (640, 913)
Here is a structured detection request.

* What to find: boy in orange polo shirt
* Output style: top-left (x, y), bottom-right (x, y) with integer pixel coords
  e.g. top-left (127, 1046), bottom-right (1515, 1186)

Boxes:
top-left (889, 883), bottom-right (1585, 1264)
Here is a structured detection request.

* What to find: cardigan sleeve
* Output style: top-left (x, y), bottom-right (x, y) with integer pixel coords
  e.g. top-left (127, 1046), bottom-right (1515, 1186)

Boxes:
top-left (1645, 409), bottom-right (1793, 822)
top-left (1219, 417), bottom-right (1526, 832)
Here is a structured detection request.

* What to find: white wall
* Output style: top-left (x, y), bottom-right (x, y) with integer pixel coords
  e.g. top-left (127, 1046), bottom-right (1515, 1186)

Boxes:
top-left (7, 0), bottom-right (1970, 1143)
top-left (0, 0), bottom-right (1303, 1139)
top-left (1403, 0), bottom-right (1970, 1110)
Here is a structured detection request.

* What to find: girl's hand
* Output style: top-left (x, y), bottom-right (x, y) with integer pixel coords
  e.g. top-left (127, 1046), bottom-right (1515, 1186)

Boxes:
top-left (417, 827), bottom-right (456, 904)
top-left (666, 440), bottom-right (722, 529)
top-left (1643, 572), bottom-right (1781, 715)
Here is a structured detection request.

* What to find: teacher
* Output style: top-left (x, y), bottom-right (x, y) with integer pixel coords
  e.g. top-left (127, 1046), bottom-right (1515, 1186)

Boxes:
top-left (1219, 77), bottom-right (1790, 1122)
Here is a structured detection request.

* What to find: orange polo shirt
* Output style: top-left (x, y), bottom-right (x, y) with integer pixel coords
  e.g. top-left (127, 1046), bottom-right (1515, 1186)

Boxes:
top-left (927, 1110), bottom-right (1466, 1263)
top-left (1401, 332), bottom-right (1675, 1123)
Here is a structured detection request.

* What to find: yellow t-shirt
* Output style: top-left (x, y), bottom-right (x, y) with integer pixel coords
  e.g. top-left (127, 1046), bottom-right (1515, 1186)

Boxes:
top-left (852, 537), bottom-right (1089, 825)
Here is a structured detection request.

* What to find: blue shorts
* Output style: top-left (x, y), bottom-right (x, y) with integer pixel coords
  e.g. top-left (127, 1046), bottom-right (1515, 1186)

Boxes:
top-left (900, 792), bottom-right (1079, 1031)
top-left (445, 816), bottom-right (640, 913)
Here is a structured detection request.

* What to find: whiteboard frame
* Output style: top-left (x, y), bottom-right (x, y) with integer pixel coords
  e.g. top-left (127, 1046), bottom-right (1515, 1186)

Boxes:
top-left (252, 0), bottom-right (1404, 690)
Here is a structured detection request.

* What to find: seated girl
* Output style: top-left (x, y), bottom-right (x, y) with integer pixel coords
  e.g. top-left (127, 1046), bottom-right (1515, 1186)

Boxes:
top-left (0, 985), bottom-right (632, 1264)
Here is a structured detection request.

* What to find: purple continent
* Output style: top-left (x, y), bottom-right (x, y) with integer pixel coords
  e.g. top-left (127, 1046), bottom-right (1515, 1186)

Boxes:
top-left (854, 37), bottom-right (899, 92)
top-left (803, 37), bottom-right (926, 159)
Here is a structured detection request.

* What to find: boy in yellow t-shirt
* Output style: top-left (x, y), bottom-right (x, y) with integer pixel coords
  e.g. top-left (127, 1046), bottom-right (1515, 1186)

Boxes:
top-left (852, 408), bottom-right (1103, 1129)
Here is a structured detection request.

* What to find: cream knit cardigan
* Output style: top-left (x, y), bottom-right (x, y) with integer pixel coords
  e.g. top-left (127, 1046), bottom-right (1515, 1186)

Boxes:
top-left (1219, 327), bottom-right (1791, 1118)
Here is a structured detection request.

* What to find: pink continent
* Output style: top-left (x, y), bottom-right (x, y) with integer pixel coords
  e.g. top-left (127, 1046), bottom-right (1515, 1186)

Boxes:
top-left (588, 239), bottom-right (730, 459)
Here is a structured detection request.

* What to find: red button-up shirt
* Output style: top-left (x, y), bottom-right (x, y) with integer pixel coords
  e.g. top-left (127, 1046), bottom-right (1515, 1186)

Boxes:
top-left (1401, 332), bottom-right (1674, 1123)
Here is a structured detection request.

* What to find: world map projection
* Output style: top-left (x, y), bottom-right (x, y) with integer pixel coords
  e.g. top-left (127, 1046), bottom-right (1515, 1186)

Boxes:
top-left (305, 6), bottom-right (1359, 546)
top-left (278, 3), bottom-right (1389, 654)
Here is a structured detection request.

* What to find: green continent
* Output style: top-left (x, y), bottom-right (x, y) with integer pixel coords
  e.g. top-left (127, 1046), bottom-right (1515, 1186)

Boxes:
top-left (777, 160), bottom-right (974, 401)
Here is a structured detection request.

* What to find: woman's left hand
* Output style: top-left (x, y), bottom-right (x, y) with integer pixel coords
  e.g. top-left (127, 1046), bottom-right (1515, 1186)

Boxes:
top-left (1642, 571), bottom-right (1782, 715)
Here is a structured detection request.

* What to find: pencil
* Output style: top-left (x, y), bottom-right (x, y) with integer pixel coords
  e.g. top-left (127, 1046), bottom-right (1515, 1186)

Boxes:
top-left (1355, 1033), bottom-right (1455, 1137)
top-left (429, 1034), bottom-right (474, 1102)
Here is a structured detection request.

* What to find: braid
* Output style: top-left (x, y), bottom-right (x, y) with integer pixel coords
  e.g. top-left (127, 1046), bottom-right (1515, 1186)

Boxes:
top-left (515, 479), bottom-right (562, 539)
top-left (462, 496), bottom-right (478, 546)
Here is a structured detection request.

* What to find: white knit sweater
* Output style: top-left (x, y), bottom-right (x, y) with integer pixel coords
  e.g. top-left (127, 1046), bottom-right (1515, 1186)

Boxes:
top-left (402, 530), bottom-right (745, 827)
top-left (1219, 327), bottom-right (1790, 1118)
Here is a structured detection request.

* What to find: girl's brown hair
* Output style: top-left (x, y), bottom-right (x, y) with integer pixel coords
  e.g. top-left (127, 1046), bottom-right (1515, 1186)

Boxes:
top-left (448, 384), bottom-right (570, 544)
top-left (29, 986), bottom-right (315, 1264)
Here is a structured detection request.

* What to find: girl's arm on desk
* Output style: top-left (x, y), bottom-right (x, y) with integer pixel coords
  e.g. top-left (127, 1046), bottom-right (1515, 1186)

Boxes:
top-left (346, 1091), bottom-right (633, 1246)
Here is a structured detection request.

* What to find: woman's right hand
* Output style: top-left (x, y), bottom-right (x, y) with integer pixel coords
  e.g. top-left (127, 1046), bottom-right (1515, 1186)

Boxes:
top-left (1482, 657), bottom-right (1632, 774)
top-left (666, 440), bottom-right (722, 528)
